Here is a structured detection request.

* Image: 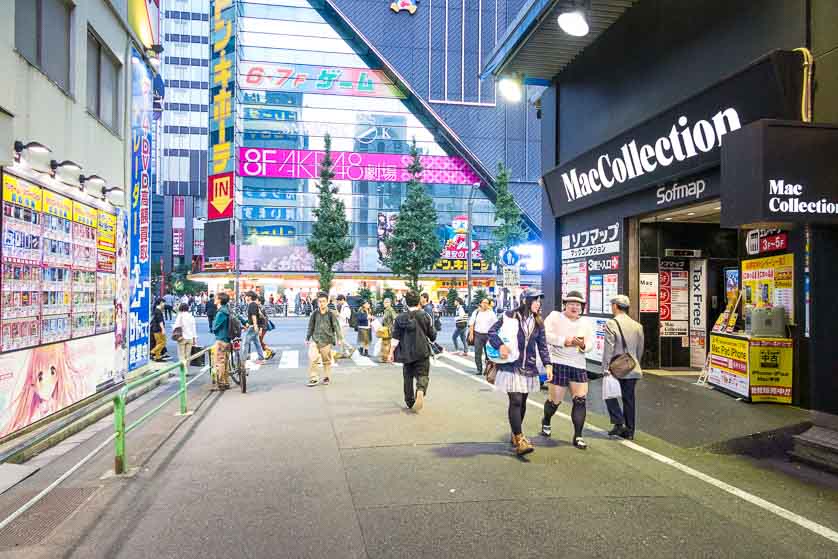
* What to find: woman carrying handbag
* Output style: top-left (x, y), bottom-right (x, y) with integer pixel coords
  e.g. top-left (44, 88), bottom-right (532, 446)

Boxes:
top-left (487, 292), bottom-right (552, 456)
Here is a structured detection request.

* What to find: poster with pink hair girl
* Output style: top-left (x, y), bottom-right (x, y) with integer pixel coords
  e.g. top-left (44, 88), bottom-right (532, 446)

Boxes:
top-left (0, 335), bottom-right (115, 436)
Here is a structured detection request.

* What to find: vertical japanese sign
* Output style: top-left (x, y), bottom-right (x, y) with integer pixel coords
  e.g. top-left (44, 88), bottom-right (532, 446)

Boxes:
top-left (689, 260), bottom-right (708, 368)
top-left (208, 0), bottom-right (236, 226)
top-left (129, 47), bottom-right (152, 371)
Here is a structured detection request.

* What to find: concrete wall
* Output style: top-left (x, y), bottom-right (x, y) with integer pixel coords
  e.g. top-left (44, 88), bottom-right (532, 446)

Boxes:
top-left (0, 0), bottom-right (132, 189)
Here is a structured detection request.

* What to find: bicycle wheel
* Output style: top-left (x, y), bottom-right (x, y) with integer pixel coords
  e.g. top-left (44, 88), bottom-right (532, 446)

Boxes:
top-left (228, 351), bottom-right (241, 386)
top-left (235, 351), bottom-right (247, 393)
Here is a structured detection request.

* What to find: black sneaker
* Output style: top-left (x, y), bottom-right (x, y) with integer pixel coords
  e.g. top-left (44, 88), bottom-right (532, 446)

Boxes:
top-left (540, 424), bottom-right (552, 437)
top-left (620, 431), bottom-right (635, 440)
top-left (608, 424), bottom-right (626, 437)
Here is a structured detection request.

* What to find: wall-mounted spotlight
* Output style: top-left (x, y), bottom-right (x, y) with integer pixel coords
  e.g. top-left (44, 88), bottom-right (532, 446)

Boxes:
top-left (498, 76), bottom-right (523, 103)
top-left (13, 140), bottom-right (51, 155)
top-left (103, 186), bottom-right (126, 206)
top-left (79, 174), bottom-right (106, 194)
top-left (557, 0), bottom-right (590, 37)
top-left (50, 159), bottom-right (82, 173)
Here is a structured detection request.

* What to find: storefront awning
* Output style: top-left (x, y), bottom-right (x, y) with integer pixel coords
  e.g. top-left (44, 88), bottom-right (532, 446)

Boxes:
top-left (480, 0), bottom-right (637, 80)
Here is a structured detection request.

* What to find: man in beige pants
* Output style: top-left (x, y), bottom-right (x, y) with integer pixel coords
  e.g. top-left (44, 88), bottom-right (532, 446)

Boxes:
top-left (306, 292), bottom-right (340, 387)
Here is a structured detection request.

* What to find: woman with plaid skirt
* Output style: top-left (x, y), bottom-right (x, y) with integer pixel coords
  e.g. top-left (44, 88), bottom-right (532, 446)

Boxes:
top-left (488, 292), bottom-right (552, 456)
top-left (541, 291), bottom-right (594, 449)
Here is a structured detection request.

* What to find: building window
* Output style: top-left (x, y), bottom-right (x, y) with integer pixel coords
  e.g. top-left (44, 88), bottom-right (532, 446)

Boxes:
top-left (15, 0), bottom-right (72, 93)
top-left (86, 30), bottom-right (120, 131)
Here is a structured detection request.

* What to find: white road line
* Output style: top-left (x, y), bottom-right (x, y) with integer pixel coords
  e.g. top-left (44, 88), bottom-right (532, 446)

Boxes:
top-left (439, 352), bottom-right (477, 369)
top-left (277, 350), bottom-right (299, 369)
top-left (431, 359), bottom-right (838, 544)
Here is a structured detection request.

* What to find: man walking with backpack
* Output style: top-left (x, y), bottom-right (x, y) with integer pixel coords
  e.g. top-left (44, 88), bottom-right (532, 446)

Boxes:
top-left (390, 291), bottom-right (437, 412)
top-left (306, 292), bottom-right (341, 387)
top-left (244, 291), bottom-right (267, 364)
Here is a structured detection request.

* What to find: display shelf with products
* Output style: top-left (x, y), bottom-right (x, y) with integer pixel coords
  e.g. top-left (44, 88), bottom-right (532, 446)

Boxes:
top-left (2, 262), bottom-right (41, 320)
top-left (72, 201), bottom-right (98, 271)
top-left (71, 270), bottom-right (96, 315)
top-left (95, 273), bottom-right (116, 334)
top-left (41, 314), bottom-right (70, 344)
top-left (41, 265), bottom-right (71, 316)
top-left (71, 312), bottom-right (96, 338)
top-left (1, 317), bottom-right (40, 352)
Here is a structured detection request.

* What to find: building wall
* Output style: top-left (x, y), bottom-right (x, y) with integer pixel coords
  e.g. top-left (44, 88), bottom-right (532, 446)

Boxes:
top-left (326, 0), bottom-right (544, 226)
top-left (0, 0), bottom-right (131, 185)
top-left (557, 0), bottom-right (807, 164)
top-left (812, 0), bottom-right (838, 123)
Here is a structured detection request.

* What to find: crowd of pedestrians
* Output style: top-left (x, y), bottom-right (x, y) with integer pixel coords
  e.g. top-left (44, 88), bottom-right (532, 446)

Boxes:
top-left (161, 286), bottom-right (644, 455)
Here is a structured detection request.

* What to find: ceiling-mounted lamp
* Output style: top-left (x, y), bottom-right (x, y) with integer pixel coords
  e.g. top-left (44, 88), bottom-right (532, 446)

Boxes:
top-left (498, 75), bottom-right (523, 103)
top-left (558, 0), bottom-right (590, 37)
top-left (13, 140), bottom-right (51, 155)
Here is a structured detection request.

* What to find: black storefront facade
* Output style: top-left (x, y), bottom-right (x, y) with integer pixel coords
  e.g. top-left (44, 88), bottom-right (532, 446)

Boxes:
top-left (541, 48), bottom-right (838, 413)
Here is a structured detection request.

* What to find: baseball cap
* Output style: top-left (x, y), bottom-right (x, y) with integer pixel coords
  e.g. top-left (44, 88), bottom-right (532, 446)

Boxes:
top-left (611, 294), bottom-right (631, 309)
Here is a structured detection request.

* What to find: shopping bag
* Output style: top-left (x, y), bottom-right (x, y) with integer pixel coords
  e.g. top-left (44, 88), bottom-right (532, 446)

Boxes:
top-left (602, 374), bottom-right (622, 400)
top-left (190, 345), bottom-right (205, 367)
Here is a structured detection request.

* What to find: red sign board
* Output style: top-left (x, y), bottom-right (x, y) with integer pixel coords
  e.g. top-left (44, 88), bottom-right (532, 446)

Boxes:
top-left (173, 229), bottom-right (185, 256)
top-left (760, 232), bottom-right (788, 254)
top-left (208, 172), bottom-right (234, 220)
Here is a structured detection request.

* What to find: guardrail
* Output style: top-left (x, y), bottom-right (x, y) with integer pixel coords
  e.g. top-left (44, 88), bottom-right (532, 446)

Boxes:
top-left (0, 346), bottom-right (215, 531)
top-left (113, 346), bottom-right (214, 474)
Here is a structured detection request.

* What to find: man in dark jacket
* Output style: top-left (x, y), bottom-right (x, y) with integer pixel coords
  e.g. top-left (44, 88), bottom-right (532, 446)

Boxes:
top-left (205, 293), bottom-right (218, 330)
top-left (390, 291), bottom-right (437, 412)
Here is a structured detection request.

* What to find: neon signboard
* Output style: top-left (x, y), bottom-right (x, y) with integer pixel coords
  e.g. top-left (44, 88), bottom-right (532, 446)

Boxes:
top-left (239, 62), bottom-right (406, 99)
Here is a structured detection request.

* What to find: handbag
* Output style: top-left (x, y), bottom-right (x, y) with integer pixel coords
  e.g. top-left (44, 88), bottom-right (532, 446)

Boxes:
top-left (608, 318), bottom-right (638, 379)
top-left (467, 326), bottom-right (475, 346)
top-left (485, 361), bottom-right (498, 384)
top-left (172, 326), bottom-right (183, 342)
top-left (190, 345), bottom-right (205, 367)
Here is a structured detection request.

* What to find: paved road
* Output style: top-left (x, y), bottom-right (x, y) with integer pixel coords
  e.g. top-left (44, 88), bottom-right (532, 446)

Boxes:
top-left (2, 317), bottom-right (838, 558)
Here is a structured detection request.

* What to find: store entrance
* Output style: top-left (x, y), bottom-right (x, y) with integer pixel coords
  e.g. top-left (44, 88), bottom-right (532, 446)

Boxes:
top-left (636, 200), bottom-right (740, 370)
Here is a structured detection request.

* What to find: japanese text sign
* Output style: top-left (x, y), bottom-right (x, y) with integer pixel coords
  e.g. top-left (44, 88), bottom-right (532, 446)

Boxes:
top-left (239, 62), bottom-right (405, 99)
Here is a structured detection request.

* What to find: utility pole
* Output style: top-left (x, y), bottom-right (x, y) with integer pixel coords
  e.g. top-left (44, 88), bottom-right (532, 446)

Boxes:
top-left (466, 182), bottom-right (479, 305)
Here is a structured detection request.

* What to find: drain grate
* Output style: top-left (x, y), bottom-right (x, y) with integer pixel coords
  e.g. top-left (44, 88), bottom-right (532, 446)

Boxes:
top-left (0, 487), bottom-right (97, 549)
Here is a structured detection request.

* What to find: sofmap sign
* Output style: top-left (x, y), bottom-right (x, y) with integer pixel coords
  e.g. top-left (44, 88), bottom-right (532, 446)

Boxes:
top-left (545, 51), bottom-right (804, 217)
top-left (722, 121), bottom-right (838, 226)
top-left (128, 47), bottom-right (152, 371)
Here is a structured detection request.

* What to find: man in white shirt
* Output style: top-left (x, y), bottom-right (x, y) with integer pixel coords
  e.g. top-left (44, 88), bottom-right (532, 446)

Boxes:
top-left (335, 294), bottom-right (353, 356)
top-left (469, 298), bottom-right (497, 376)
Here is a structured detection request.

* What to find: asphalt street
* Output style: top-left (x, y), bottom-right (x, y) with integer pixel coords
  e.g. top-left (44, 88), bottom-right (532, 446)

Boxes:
top-left (1, 316), bottom-right (838, 558)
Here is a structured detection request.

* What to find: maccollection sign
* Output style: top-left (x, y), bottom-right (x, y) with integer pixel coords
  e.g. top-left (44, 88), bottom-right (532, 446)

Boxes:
top-left (546, 51), bottom-right (804, 217)
top-left (722, 121), bottom-right (838, 226)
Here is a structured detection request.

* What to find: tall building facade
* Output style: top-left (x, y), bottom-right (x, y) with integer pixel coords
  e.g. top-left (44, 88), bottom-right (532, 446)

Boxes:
top-left (176, 0), bottom-right (543, 298)
top-left (155, 0), bottom-right (212, 273)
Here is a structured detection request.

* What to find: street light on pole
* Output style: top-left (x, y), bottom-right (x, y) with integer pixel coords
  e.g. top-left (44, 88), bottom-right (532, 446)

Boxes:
top-left (466, 182), bottom-right (479, 306)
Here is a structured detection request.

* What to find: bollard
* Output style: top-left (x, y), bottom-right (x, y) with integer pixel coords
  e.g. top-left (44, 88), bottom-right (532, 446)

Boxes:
top-left (113, 392), bottom-right (126, 474)
top-left (178, 361), bottom-right (188, 415)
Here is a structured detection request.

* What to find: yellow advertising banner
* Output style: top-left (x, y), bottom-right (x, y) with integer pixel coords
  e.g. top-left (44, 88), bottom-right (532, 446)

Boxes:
top-left (43, 190), bottom-right (73, 220)
top-left (2, 174), bottom-right (42, 211)
top-left (97, 210), bottom-right (117, 252)
top-left (72, 201), bottom-right (98, 228)
top-left (749, 338), bottom-right (793, 404)
top-left (709, 334), bottom-right (750, 397)
top-left (741, 253), bottom-right (794, 324)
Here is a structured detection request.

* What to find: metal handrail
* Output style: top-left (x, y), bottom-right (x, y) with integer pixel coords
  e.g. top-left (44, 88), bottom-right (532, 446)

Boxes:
top-left (113, 346), bottom-right (214, 474)
top-left (0, 346), bottom-right (215, 531)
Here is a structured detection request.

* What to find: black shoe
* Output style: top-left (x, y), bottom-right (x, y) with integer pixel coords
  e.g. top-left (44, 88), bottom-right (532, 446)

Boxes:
top-left (573, 437), bottom-right (588, 450)
top-left (608, 424), bottom-right (626, 437)
top-left (619, 431), bottom-right (635, 440)
top-left (540, 424), bottom-right (552, 437)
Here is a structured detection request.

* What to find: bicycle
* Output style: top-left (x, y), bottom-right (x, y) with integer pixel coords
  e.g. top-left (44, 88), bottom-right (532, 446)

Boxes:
top-left (212, 338), bottom-right (247, 393)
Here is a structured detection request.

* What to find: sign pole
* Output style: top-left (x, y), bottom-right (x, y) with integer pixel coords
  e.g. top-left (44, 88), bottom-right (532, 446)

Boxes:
top-left (466, 183), bottom-right (478, 305)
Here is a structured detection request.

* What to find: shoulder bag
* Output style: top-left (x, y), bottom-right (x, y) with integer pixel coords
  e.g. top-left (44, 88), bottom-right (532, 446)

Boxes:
top-left (608, 318), bottom-right (637, 379)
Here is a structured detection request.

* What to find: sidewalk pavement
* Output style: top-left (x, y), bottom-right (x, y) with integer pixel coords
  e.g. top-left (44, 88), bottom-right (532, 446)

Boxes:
top-left (1, 344), bottom-right (836, 559)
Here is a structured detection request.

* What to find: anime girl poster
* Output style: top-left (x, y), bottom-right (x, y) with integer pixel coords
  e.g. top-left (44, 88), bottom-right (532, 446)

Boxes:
top-left (0, 336), bottom-right (116, 437)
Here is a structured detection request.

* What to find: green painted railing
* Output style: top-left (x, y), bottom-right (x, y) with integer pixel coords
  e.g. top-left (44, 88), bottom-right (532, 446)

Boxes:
top-left (112, 346), bottom-right (214, 474)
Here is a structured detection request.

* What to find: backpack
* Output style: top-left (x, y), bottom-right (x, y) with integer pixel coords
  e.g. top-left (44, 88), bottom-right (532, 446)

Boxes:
top-left (257, 305), bottom-right (269, 329)
top-left (348, 307), bottom-right (358, 330)
top-left (228, 311), bottom-right (243, 339)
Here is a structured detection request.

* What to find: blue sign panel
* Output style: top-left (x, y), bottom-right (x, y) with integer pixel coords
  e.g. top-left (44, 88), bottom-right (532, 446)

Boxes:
top-left (128, 47), bottom-right (152, 371)
top-left (244, 224), bottom-right (297, 237)
top-left (242, 106), bottom-right (297, 121)
top-left (241, 206), bottom-right (297, 221)
top-left (242, 190), bottom-right (297, 202)
top-left (501, 249), bottom-right (520, 266)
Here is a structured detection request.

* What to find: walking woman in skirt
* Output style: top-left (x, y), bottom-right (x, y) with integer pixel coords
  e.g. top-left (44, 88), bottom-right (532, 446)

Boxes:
top-left (488, 292), bottom-right (552, 456)
top-left (542, 291), bottom-right (595, 449)
top-left (356, 300), bottom-right (373, 356)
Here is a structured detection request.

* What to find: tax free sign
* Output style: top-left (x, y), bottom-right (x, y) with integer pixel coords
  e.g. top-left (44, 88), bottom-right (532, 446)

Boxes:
top-left (543, 51), bottom-right (804, 217)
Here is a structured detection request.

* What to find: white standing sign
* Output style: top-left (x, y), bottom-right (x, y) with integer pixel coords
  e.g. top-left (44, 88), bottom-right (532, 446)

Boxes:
top-left (689, 260), bottom-right (708, 368)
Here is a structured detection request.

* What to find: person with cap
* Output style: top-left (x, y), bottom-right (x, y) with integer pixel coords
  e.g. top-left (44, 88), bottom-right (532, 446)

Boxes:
top-left (542, 291), bottom-right (595, 449)
top-left (488, 291), bottom-right (552, 456)
top-left (602, 294), bottom-right (645, 440)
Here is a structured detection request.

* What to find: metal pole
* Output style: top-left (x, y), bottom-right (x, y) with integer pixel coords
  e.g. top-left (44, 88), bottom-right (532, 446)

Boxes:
top-left (113, 391), bottom-right (126, 475)
top-left (467, 183), bottom-right (479, 305)
top-left (178, 361), bottom-right (188, 415)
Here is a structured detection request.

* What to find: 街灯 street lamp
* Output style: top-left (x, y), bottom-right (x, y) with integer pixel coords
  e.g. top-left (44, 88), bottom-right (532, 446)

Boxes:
top-left (466, 182), bottom-right (480, 306)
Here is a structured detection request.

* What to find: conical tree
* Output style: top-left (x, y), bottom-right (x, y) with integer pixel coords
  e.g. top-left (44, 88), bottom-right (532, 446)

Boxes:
top-left (483, 162), bottom-right (526, 269)
top-left (384, 139), bottom-right (441, 292)
top-left (307, 134), bottom-right (353, 293)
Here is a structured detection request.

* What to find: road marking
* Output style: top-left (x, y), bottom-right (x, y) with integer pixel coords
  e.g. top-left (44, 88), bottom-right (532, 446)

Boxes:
top-left (277, 350), bottom-right (299, 369)
top-left (439, 352), bottom-right (476, 369)
top-left (431, 359), bottom-right (838, 544)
